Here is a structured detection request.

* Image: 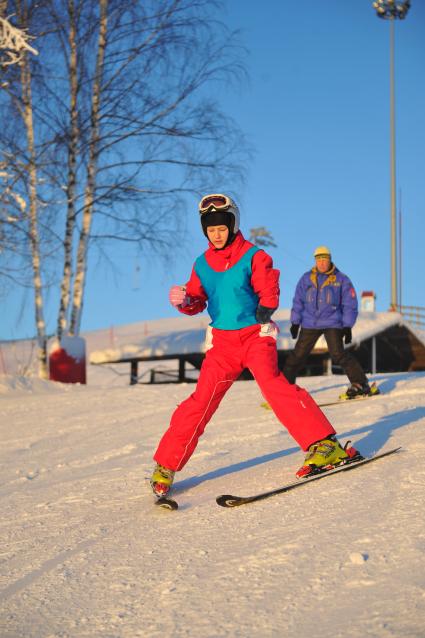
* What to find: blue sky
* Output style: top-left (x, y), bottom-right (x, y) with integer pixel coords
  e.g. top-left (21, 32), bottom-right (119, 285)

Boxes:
top-left (2, 0), bottom-right (424, 341)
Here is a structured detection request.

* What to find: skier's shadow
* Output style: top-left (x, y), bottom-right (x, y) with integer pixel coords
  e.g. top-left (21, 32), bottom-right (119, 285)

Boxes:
top-left (367, 372), bottom-right (422, 395)
top-left (343, 406), bottom-right (425, 455)
top-left (174, 406), bottom-right (425, 494)
top-left (174, 446), bottom-right (299, 493)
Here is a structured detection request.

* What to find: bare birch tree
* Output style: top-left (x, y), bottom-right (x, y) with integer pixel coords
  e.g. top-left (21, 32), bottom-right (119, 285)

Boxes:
top-left (55, 0), bottom-right (80, 340)
top-left (0, 1), bottom-right (48, 376)
top-left (1, 0), bottom-right (248, 352)
top-left (69, 0), bottom-right (107, 335)
top-left (16, 0), bottom-right (47, 377)
top-left (46, 0), bottom-right (248, 338)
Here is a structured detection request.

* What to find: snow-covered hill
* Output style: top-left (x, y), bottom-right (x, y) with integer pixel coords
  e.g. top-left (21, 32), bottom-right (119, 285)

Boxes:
top-left (1, 370), bottom-right (425, 637)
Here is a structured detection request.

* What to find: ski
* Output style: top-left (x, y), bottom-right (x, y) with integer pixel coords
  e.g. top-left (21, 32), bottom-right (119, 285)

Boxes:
top-left (318, 393), bottom-right (383, 408)
top-left (155, 496), bottom-right (179, 511)
top-left (335, 382), bottom-right (380, 403)
top-left (216, 447), bottom-right (402, 508)
top-left (261, 383), bottom-right (382, 410)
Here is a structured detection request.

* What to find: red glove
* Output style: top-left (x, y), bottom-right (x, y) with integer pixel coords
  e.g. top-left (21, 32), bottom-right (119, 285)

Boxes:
top-left (169, 285), bottom-right (189, 308)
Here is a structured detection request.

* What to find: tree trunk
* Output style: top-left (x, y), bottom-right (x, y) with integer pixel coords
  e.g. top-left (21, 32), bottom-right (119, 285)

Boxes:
top-left (18, 1), bottom-right (47, 378)
top-left (57, 0), bottom-right (79, 340)
top-left (69, 0), bottom-right (108, 336)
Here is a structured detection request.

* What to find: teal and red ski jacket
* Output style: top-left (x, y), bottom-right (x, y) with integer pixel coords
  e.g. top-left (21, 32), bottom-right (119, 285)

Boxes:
top-left (178, 231), bottom-right (280, 329)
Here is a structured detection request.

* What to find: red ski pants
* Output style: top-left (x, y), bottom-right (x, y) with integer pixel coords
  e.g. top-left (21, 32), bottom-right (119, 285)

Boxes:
top-left (154, 324), bottom-right (335, 471)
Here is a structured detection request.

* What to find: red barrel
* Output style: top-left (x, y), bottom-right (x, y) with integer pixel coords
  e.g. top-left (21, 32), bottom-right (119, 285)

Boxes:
top-left (49, 336), bottom-right (87, 384)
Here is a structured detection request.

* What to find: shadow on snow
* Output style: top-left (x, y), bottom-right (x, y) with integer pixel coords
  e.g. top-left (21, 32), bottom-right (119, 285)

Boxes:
top-left (174, 405), bottom-right (425, 494)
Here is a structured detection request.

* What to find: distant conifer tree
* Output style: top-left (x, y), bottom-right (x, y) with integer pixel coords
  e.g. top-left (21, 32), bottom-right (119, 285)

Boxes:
top-left (249, 227), bottom-right (277, 248)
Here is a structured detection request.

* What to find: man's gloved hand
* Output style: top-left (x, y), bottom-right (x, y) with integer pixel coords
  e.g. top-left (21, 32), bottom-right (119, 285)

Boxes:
top-left (256, 305), bottom-right (275, 324)
top-left (290, 323), bottom-right (300, 339)
top-left (343, 327), bottom-right (352, 344)
top-left (169, 285), bottom-right (189, 308)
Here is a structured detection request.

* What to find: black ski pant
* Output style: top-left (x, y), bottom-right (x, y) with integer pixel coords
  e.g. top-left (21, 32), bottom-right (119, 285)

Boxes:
top-left (283, 327), bottom-right (368, 386)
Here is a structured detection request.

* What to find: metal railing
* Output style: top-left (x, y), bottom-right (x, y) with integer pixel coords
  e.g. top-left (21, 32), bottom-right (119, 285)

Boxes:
top-left (396, 305), bottom-right (425, 330)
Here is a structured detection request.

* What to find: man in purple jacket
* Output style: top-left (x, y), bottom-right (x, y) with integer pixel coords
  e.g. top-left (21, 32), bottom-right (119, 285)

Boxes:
top-left (283, 246), bottom-right (376, 398)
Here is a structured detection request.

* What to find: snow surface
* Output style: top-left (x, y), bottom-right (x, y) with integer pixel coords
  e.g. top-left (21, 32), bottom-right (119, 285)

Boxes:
top-left (1, 368), bottom-right (425, 637)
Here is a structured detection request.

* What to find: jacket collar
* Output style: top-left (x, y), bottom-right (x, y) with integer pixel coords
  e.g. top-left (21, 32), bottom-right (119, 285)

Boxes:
top-left (310, 263), bottom-right (336, 288)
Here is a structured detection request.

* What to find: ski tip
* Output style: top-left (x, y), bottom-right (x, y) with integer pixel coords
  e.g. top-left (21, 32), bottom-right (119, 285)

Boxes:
top-left (155, 497), bottom-right (178, 510)
top-left (389, 446), bottom-right (402, 454)
top-left (216, 494), bottom-right (242, 508)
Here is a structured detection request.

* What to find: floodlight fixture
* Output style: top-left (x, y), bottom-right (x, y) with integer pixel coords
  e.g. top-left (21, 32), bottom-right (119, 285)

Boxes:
top-left (372, 0), bottom-right (410, 20)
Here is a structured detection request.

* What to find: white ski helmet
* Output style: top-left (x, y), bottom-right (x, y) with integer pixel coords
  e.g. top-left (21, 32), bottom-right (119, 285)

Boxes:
top-left (198, 193), bottom-right (240, 236)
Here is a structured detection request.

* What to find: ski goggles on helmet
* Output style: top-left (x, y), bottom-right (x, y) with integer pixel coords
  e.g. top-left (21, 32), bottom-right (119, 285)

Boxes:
top-left (199, 194), bottom-right (233, 214)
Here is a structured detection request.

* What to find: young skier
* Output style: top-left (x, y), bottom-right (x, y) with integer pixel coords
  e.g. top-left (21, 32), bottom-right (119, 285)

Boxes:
top-left (150, 194), bottom-right (361, 496)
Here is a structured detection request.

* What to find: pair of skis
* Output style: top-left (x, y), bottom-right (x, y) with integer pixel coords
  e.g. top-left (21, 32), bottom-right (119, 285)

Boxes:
top-left (155, 447), bottom-right (401, 510)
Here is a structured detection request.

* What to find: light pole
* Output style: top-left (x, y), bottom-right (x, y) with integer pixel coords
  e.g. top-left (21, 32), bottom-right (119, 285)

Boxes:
top-left (372, 0), bottom-right (410, 311)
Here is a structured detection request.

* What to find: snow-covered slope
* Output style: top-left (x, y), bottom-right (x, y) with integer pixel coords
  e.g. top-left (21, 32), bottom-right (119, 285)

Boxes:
top-left (1, 370), bottom-right (425, 637)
